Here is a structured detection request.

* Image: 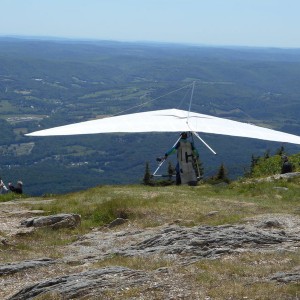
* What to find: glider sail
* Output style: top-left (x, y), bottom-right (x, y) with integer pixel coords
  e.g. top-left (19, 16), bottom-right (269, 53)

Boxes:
top-left (26, 108), bottom-right (300, 145)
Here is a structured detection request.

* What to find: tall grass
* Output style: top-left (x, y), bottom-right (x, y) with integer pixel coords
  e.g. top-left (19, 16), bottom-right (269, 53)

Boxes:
top-left (0, 192), bottom-right (26, 202)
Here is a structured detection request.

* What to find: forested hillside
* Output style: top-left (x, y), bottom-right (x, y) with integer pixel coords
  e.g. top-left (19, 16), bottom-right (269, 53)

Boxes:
top-left (0, 37), bottom-right (300, 195)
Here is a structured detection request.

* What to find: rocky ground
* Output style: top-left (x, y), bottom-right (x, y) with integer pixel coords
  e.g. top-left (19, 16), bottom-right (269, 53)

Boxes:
top-left (1, 199), bottom-right (300, 299)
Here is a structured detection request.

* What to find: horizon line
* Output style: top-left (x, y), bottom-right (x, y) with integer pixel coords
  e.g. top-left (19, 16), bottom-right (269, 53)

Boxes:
top-left (1, 34), bottom-right (300, 51)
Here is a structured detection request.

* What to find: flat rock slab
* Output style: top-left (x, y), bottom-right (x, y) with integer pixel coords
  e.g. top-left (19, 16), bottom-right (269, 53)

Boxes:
top-left (270, 268), bottom-right (300, 283)
top-left (65, 215), bottom-right (300, 265)
top-left (252, 172), bottom-right (300, 183)
top-left (0, 258), bottom-right (55, 276)
top-left (9, 267), bottom-right (150, 300)
top-left (116, 224), bottom-right (298, 263)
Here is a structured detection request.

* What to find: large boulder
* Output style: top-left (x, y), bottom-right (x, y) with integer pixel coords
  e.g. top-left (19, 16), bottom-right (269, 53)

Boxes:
top-left (21, 213), bottom-right (81, 230)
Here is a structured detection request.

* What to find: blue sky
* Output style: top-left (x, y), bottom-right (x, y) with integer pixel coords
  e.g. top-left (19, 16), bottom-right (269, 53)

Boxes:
top-left (1, 0), bottom-right (299, 48)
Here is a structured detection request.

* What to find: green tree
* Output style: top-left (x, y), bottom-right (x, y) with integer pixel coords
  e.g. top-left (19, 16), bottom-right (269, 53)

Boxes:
top-left (167, 161), bottom-right (175, 180)
top-left (216, 163), bottom-right (230, 183)
top-left (276, 145), bottom-right (285, 156)
top-left (143, 162), bottom-right (152, 185)
top-left (250, 154), bottom-right (260, 176)
top-left (264, 149), bottom-right (270, 159)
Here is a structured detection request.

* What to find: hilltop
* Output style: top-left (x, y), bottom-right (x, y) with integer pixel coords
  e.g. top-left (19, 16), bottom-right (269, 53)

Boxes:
top-left (1, 171), bottom-right (299, 299)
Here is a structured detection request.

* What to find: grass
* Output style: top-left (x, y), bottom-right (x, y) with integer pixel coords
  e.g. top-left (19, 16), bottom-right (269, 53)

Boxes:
top-left (22, 176), bottom-right (300, 230)
top-left (251, 153), bottom-right (300, 177)
top-left (1, 176), bottom-right (299, 299)
top-left (93, 254), bottom-right (173, 271)
top-left (0, 228), bottom-right (78, 263)
top-left (0, 192), bottom-right (27, 202)
top-left (193, 251), bottom-right (300, 299)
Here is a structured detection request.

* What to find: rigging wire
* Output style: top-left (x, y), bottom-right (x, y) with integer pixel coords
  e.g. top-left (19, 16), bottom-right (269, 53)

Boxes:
top-left (109, 82), bottom-right (194, 117)
top-left (176, 85), bottom-right (193, 110)
top-left (187, 81), bottom-right (195, 123)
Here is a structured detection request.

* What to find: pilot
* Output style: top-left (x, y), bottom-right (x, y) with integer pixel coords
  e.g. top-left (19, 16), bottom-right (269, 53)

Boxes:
top-left (164, 132), bottom-right (199, 185)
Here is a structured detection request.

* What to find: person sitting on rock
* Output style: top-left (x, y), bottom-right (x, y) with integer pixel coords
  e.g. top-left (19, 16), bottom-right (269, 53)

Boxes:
top-left (281, 155), bottom-right (293, 174)
top-left (8, 181), bottom-right (23, 194)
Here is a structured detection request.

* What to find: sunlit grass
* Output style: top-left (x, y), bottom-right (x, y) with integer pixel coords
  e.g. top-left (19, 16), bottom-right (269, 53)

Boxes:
top-left (0, 227), bottom-right (78, 263)
top-left (25, 179), bottom-right (300, 231)
top-left (0, 192), bottom-right (27, 202)
top-left (34, 292), bottom-right (63, 300)
top-left (193, 250), bottom-right (300, 299)
top-left (93, 254), bottom-right (173, 271)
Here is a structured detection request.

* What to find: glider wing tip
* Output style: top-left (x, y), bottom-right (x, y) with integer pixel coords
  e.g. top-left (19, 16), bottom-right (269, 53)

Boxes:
top-left (25, 133), bottom-right (35, 137)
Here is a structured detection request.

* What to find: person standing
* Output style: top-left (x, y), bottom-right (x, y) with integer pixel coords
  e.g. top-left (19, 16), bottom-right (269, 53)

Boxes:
top-left (164, 132), bottom-right (199, 185)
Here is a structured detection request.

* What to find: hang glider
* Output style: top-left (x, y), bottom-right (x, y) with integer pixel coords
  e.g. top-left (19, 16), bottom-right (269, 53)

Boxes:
top-left (26, 108), bottom-right (300, 146)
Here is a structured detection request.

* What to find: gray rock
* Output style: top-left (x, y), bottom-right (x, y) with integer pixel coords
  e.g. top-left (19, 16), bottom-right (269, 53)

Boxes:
top-left (273, 187), bottom-right (289, 191)
top-left (21, 213), bottom-right (81, 230)
top-left (206, 211), bottom-right (219, 216)
top-left (9, 267), bottom-right (150, 300)
top-left (64, 215), bottom-right (300, 267)
top-left (113, 224), bottom-right (298, 263)
top-left (254, 172), bottom-right (300, 183)
top-left (108, 217), bottom-right (127, 228)
top-left (270, 270), bottom-right (300, 283)
top-left (257, 219), bottom-right (283, 229)
top-left (0, 237), bottom-right (9, 245)
top-left (0, 258), bottom-right (55, 276)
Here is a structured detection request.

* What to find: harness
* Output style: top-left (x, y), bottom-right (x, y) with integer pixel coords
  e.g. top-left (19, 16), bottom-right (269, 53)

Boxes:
top-left (177, 141), bottom-right (194, 163)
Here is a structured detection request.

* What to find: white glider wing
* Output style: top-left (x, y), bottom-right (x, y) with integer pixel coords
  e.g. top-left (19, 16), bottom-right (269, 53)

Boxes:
top-left (26, 109), bottom-right (300, 145)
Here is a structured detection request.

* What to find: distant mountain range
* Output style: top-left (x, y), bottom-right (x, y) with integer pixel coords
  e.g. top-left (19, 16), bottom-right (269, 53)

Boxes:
top-left (0, 37), bottom-right (299, 195)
